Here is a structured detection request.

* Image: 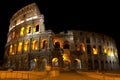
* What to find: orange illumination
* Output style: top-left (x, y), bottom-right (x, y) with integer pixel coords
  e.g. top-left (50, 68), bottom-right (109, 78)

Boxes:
top-left (33, 27), bottom-right (36, 32)
top-left (9, 45), bottom-right (13, 54)
top-left (81, 43), bottom-right (86, 52)
top-left (115, 50), bottom-right (118, 58)
top-left (26, 25), bottom-right (31, 34)
top-left (34, 58), bottom-right (37, 62)
top-left (18, 42), bottom-right (22, 52)
top-left (103, 46), bottom-right (107, 54)
top-left (40, 38), bottom-right (47, 49)
top-left (33, 23), bottom-right (39, 32)
top-left (93, 48), bottom-right (98, 55)
top-left (20, 27), bottom-right (24, 36)
top-left (53, 38), bottom-right (63, 48)
top-left (63, 54), bottom-right (69, 60)
top-left (107, 48), bottom-right (111, 56)
top-left (75, 59), bottom-right (81, 63)
top-left (32, 40), bottom-right (38, 50)
top-left (12, 32), bottom-right (15, 39)
top-left (52, 58), bottom-right (58, 62)
top-left (63, 58), bottom-right (71, 63)
top-left (24, 40), bottom-right (29, 51)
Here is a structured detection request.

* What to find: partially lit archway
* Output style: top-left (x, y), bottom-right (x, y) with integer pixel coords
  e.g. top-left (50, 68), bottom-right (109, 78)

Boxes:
top-left (52, 58), bottom-right (59, 67)
top-left (74, 59), bottom-right (81, 70)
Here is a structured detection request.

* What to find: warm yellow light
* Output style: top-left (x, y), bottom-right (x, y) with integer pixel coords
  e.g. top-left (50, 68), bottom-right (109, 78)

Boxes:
top-left (63, 54), bottom-right (69, 60)
top-left (107, 49), bottom-right (111, 56)
top-left (34, 58), bottom-right (37, 62)
top-left (18, 42), bottom-right (22, 52)
top-left (24, 40), bottom-right (29, 51)
top-left (64, 59), bottom-right (71, 63)
top-left (32, 40), bottom-right (38, 50)
top-left (9, 45), bottom-right (13, 54)
top-left (26, 25), bottom-right (31, 34)
top-left (52, 58), bottom-right (58, 62)
top-left (40, 38), bottom-right (47, 49)
top-left (81, 43), bottom-right (86, 52)
top-left (33, 27), bottom-right (36, 32)
top-left (33, 23), bottom-right (39, 32)
top-left (93, 48), bottom-right (98, 55)
top-left (75, 59), bottom-right (81, 63)
top-left (115, 50), bottom-right (118, 58)
top-left (20, 27), bottom-right (24, 36)
top-left (103, 46), bottom-right (107, 54)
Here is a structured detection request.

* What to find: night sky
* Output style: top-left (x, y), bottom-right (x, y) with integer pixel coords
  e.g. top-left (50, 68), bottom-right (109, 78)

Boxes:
top-left (0, 0), bottom-right (119, 62)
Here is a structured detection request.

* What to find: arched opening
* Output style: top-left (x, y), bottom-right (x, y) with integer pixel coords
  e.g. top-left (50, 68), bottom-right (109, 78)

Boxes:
top-left (63, 59), bottom-right (71, 71)
top-left (52, 58), bottom-right (59, 67)
top-left (32, 40), bottom-right (38, 50)
top-left (20, 27), bottom-right (24, 36)
top-left (53, 38), bottom-right (63, 48)
top-left (33, 23), bottom-right (39, 32)
top-left (63, 41), bottom-right (70, 49)
top-left (26, 25), bottom-right (31, 34)
top-left (9, 44), bottom-right (13, 55)
top-left (103, 45), bottom-right (107, 54)
top-left (107, 48), bottom-right (111, 56)
top-left (94, 60), bottom-right (99, 70)
top-left (73, 59), bottom-right (81, 70)
top-left (54, 42), bottom-right (60, 48)
top-left (18, 41), bottom-right (22, 53)
top-left (12, 32), bottom-right (15, 39)
top-left (40, 38), bottom-right (48, 49)
top-left (30, 59), bottom-right (36, 70)
top-left (24, 40), bottom-right (29, 52)
top-left (40, 58), bottom-right (47, 71)
top-left (43, 40), bottom-right (47, 49)
top-left (93, 45), bottom-right (98, 55)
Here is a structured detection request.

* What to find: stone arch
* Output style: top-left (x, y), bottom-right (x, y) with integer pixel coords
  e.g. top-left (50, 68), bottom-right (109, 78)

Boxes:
top-left (39, 58), bottom-right (47, 71)
top-left (33, 23), bottom-right (39, 32)
top-left (30, 58), bottom-right (37, 70)
top-left (40, 38), bottom-right (48, 49)
top-left (54, 42), bottom-right (60, 48)
top-left (63, 59), bottom-right (71, 71)
top-left (24, 40), bottom-right (29, 52)
top-left (63, 40), bottom-right (70, 49)
top-left (73, 59), bottom-right (81, 70)
top-left (32, 39), bottom-right (38, 50)
top-left (52, 57), bottom-right (59, 67)
top-left (53, 38), bottom-right (63, 48)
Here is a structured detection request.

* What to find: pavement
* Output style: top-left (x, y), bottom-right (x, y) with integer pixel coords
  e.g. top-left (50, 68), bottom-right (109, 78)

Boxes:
top-left (0, 70), bottom-right (120, 80)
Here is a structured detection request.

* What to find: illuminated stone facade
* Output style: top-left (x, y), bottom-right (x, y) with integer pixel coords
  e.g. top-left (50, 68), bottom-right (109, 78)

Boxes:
top-left (4, 3), bottom-right (119, 71)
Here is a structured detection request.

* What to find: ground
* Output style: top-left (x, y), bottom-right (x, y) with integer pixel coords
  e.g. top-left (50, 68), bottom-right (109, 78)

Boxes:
top-left (0, 70), bottom-right (120, 80)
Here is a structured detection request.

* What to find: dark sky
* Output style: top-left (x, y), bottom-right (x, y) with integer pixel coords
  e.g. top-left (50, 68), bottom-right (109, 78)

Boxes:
top-left (0, 0), bottom-right (119, 61)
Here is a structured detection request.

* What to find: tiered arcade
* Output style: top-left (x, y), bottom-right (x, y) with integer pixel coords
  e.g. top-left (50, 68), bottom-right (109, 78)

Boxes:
top-left (4, 3), bottom-right (119, 71)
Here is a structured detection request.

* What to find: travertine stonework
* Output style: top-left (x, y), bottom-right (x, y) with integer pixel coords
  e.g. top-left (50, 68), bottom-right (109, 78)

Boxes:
top-left (4, 3), bottom-right (119, 71)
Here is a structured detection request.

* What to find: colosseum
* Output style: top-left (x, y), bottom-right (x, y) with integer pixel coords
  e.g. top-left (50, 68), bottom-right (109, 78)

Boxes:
top-left (3, 3), bottom-right (119, 71)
